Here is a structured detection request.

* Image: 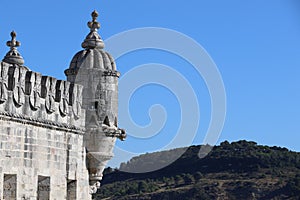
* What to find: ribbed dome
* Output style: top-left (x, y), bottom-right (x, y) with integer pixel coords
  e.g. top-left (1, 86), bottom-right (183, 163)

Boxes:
top-left (69, 48), bottom-right (116, 71)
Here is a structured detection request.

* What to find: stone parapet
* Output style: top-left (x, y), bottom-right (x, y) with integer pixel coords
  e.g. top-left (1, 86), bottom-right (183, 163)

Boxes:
top-left (0, 61), bottom-right (85, 133)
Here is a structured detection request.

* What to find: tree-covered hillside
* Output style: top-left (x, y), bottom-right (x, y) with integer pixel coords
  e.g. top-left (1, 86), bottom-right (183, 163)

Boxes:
top-left (95, 140), bottom-right (300, 200)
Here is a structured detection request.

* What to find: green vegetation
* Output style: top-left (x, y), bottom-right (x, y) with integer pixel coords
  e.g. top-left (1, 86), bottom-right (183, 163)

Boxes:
top-left (94, 140), bottom-right (300, 200)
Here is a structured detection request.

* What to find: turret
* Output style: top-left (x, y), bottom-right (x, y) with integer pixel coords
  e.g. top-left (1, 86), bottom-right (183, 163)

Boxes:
top-left (64, 10), bottom-right (126, 193)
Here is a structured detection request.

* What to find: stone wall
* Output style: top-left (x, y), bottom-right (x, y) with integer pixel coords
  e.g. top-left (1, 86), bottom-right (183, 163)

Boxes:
top-left (0, 61), bottom-right (90, 199)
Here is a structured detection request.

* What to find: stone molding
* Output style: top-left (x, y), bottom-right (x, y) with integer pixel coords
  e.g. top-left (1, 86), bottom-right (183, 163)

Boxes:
top-left (102, 70), bottom-right (120, 78)
top-left (0, 111), bottom-right (84, 134)
top-left (65, 68), bottom-right (120, 78)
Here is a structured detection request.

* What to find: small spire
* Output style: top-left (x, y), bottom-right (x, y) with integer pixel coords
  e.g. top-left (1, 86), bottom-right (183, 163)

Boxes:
top-left (3, 31), bottom-right (24, 65)
top-left (82, 10), bottom-right (105, 49)
top-left (88, 10), bottom-right (101, 31)
top-left (7, 31), bottom-right (20, 49)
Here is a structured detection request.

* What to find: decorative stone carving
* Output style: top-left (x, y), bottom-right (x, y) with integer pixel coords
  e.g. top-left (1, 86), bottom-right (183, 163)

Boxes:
top-left (56, 80), bottom-right (70, 116)
top-left (42, 76), bottom-right (57, 113)
top-left (70, 84), bottom-right (83, 118)
top-left (103, 70), bottom-right (120, 77)
top-left (26, 71), bottom-right (42, 110)
top-left (3, 31), bottom-right (24, 65)
top-left (102, 124), bottom-right (126, 141)
top-left (0, 62), bottom-right (9, 103)
top-left (89, 181), bottom-right (100, 194)
top-left (12, 66), bottom-right (27, 106)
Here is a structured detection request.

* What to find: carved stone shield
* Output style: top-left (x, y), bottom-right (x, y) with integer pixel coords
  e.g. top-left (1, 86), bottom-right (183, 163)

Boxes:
top-left (28, 72), bottom-right (41, 110)
top-left (44, 76), bottom-right (57, 113)
top-left (13, 66), bottom-right (27, 106)
top-left (57, 80), bottom-right (70, 116)
top-left (71, 84), bottom-right (83, 118)
top-left (0, 62), bottom-right (9, 103)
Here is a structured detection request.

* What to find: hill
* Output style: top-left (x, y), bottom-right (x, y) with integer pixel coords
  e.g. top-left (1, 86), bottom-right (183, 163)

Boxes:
top-left (94, 140), bottom-right (300, 200)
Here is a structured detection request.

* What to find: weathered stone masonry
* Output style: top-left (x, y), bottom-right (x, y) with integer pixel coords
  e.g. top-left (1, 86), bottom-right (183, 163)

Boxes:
top-left (0, 10), bottom-right (125, 199)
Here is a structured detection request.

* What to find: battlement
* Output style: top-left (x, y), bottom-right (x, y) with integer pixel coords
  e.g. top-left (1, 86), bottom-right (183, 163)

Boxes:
top-left (0, 61), bottom-right (85, 134)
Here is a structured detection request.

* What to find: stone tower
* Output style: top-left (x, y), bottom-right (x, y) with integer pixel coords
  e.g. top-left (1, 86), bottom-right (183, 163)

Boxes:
top-left (0, 10), bottom-right (125, 199)
top-left (65, 10), bottom-right (126, 192)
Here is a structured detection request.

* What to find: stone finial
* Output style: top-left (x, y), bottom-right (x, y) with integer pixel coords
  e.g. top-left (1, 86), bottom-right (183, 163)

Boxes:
top-left (88, 10), bottom-right (101, 32)
top-left (3, 31), bottom-right (24, 65)
top-left (81, 10), bottom-right (105, 49)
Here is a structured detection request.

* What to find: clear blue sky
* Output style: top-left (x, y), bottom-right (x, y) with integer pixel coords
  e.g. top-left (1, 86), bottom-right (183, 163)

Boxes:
top-left (1, 1), bottom-right (300, 167)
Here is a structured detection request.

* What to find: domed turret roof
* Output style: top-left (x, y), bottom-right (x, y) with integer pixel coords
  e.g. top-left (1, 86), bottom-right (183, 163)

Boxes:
top-left (66, 10), bottom-right (116, 73)
top-left (69, 48), bottom-right (116, 71)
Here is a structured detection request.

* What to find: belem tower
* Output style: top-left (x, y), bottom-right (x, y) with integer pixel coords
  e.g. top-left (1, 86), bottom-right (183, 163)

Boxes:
top-left (0, 10), bottom-right (126, 199)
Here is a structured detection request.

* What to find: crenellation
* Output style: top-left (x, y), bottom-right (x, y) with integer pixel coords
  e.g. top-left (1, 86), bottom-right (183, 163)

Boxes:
top-left (0, 62), bottom-right (86, 131)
